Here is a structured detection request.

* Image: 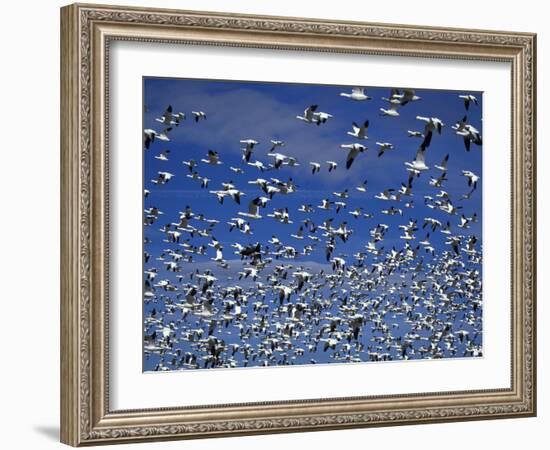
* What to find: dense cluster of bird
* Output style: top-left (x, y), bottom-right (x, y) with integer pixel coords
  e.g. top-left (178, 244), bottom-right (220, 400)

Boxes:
top-left (142, 86), bottom-right (483, 372)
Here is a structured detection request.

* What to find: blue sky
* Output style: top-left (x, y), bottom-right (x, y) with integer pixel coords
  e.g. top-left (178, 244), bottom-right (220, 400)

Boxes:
top-left (142, 77), bottom-right (483, 371)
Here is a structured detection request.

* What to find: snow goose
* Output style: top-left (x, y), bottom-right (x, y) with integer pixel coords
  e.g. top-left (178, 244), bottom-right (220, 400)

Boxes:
top-left (201, 149), bottom-right (222, 165)
top-left (156, 105), bottom-right (185, 126)
top-left (376, 142), bottom-right (394, 157)
top-left (339, 87), bottom-right (371, 101)
top-left (238, 197), bottom-right (263, 219)
top-left (340, 143), bottom-right (367, 169)
top-left (379, 102), bottom-right (400, 117)
top-left (416, 115), bottom-right (444, 134)
top-left (296, 104), bottom-right (318, 123)
top-left (347, 120), bottom-right (369, 139)
top-left (309, 162), bottom-right (321, 174)
top-left (458, 94), bottom-right (478, 110)
top-left (144, 127), bottom-right (172, 149)
top-left (192, 111), bottom-right (206, 122)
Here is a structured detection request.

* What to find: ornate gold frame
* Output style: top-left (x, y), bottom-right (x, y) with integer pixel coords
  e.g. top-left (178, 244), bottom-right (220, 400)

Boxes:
top-left (60, 3), bottom-right (536, 446)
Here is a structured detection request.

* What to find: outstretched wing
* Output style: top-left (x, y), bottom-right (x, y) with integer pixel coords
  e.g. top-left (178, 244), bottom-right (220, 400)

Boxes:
top-left (248, 198), bottom-right (261, 216)
top-left (415, 146), bottom-right (426, 164)
top-left (304, 104), bottom-right (318, 120)
top-left (346, 148), bottom-right (359, 169)
top-left (421, 130), bottom-right (433, 149)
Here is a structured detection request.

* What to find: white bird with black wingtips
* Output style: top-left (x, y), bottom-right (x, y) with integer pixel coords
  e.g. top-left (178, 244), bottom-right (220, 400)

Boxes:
top-left (376, 142), bottom-right (394, 157)
top-left (379, 102), bottom-right (400, 117)
top-left (269, 139), bottom-right (285, 151)
top-left (459, 94), bottom-right (478, 110)
top-left (154, 149), bottom-right (170, 161)
top-left (238, 197), bottom-right (264, 219)
top-left (156, 105), bottom-right (185, 126)
top-left (192, 111), bottom-right (206, 122)
top-left (339, 87), bottom-right (371, 101)
top-left (296, 104), bottom-right (319, 123)
top-left (340, 143), bottom-right (367, 169)
top-left (144, 127), bottom-right (172, 149)
top-left (461, 170), bottom-right (480, 190)
top-left (347, 120), bottom-right (369, 139)
top-left (240, 139), bottom-right (259, 162)
top-left (309, 162), bottom-right (321, 174)
top-left (453, 116), bottom-right (482, 151)
top-left (405, 132), bottom-right (432, 172)
top-left (416, 115), bottom-right (444, 134)
top-left (201, 149), bottom-right (222, 165)
top-left (391, 88), bottom-right (421, 106)
top-left (435, 154), bottom-right (449, 171)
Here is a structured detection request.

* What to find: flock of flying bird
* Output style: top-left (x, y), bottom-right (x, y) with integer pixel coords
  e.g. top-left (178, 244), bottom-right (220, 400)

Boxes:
top-left (142, 85), bottom-right (483, 372)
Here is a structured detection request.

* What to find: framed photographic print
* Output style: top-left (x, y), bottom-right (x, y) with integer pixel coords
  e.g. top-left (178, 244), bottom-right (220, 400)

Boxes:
top-left (60, 3), bottom-right (537, 446)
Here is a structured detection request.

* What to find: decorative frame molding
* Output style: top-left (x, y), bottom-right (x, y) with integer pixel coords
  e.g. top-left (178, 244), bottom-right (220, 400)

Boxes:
top-left (60, 3), bottom-right (536, 446)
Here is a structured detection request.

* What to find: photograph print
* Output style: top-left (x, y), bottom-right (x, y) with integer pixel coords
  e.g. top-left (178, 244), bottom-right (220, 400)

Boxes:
top-left (142, 77), bottom-right (483, 372)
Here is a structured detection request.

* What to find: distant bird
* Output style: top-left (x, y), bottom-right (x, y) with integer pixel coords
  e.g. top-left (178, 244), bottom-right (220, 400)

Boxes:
top-left (405, 132), bottom-right (432, 172)
top-left (309, 162), bottom-right (321, 174)
top-left (333, 189), bottom-right (349, 199)
top-left (209, 187), bottom-right (244, 205)
top-left (238, 197), bottom-right (263, 219)
top-left (339, 87), bottom-right (371, 101)
top-left (381, 206), bottom-right (402, 216)
top-left (461, 170), bottom-right (480, 190)
top-left (156, 105), bottom-right (185, 126)
top-left (192, 111), bottom-right (206, 122)
top-left (349, 208), bottom-right (364, 219)
top-left (318, 199), bottom-right (332, 210)
top-left (453, 116), bottom-right (482, 151)
top-left (327, 161), bottom-right (338, 172)
top-left (182, 159), bottom-right (197, 172)
top-left (151, 171), bottom-right (175, 185)
top-left (459, 94), bottom-right (479, 110)
top-left (296, 104), bottom-right (318, 123)
top-left (355, 180), bottom-right (368, 193)
top-left (314, 111), bottom-right (333, 125)
top-left (247, 160), bottom-right (268, 171)
top-left (416, 116), bottom-right (444, 134)
top-left (375, 189), bottom-right (399, 201)
top-left (340, 143), bottom-right (367, 169)
top-left (434, 154), bottom-right (449, 171)
top-left (270, 140), bottom-right (285, 151)
top-left (391, 88), bottom-right (421, 106)
top-left (291, 225), bottom-right (304, 240)
top-left (144, 127), bottom-right (171, 149)
top-left (268, 208), bottom-right (293, 224)
top-left (376, 142), bottom-right (394, 157)
top-left (241, 139), bottom-right (259, 162)
top-left (347, 120), bottom-right (369, 139)
top-left (230, 166), bottom-right (244, 174)
top-left (379, 103), bottom-right (400, 117)
top-left (154, 149), bottom-right (170, 161)
top-left (296, 104), bottom-right (333, 125)
top-left (430, 172), bottom-right (447, 188)
top-left (267, 152), bottom-right (290, 169)
top-left (201, 149), bottom-right (222, 165)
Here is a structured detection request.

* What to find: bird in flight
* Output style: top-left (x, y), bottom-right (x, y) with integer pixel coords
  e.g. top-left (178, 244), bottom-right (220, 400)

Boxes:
top-left (347, 120), bottom-right (369, 140)
top-left (339, 87), bottom-right (371, 101)
top-left (340, 143), bottom-right (367, 169)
